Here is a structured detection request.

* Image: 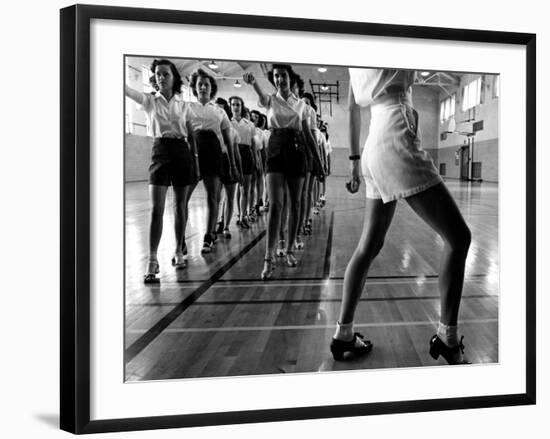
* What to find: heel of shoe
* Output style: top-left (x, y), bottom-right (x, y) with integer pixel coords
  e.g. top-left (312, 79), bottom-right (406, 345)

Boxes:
top-left (330, 333), bottom-right (372, 361)
top-left (330, 344), bottom-right (345, 361)
top-left (429, 343), bottom-right (440, 360)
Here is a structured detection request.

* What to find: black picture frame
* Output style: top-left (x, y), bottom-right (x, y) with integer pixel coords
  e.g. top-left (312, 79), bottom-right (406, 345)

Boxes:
top-left (60, 4), bottom-right (536, 434)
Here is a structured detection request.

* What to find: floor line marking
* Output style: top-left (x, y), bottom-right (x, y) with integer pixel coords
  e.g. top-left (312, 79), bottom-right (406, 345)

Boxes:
top-left (124, 230), bottom-right (266, 363)
top-left (141, 276), bottom-right (493, 289)
top-left (127, 294), bottom-right (498, 307)
top-left (126, 318), bottom-right (498, 334)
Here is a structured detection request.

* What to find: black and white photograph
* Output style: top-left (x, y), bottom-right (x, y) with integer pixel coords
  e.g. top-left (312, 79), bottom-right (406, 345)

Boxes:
top-left (123, 57), bottom-right (500, 381)
top-left (52, 2), bottom-right (540, 436)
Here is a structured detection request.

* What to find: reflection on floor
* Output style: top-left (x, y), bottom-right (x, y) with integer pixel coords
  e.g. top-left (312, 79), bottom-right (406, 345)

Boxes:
top-left (125, 177), bottom-right (498, 381)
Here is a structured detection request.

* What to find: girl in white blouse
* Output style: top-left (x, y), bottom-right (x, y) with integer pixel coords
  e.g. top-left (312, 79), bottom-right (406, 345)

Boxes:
top-left (229, 96), bottom-right (257, 229)
top-left (187, 69), bottom-right (239, 253)
top-left (214, 97), bottom-right (242, 239)
top-left (125, 59), bottom-right (198, 282)
top-left (331, 68), bottom-right (471, 364)
top-left (243, 65), bottom-right (323, 280)
top-left (250, 110), bottom-right (267, 218)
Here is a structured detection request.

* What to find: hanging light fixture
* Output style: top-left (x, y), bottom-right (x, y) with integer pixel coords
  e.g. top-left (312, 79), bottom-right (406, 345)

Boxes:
top-left (208, 60), bottom-right (218, 70)
top-left (320, 83), bottom-right (329, 91)
top-left (421, 71), bottom-right (431, 77)
top-left (234, 79), bottom-right (242, 88)
top-left (318, 66), bottom-right (327, 73)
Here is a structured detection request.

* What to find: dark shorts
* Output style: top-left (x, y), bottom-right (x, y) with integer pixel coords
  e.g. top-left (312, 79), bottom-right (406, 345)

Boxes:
top-left (196, 130), bottom-right (223, 177)
top-left (239, 143), bottom-right (254, 175)
top-left (220, 153), bottom-right (238, 185)
top-left (149, 137), bottom-right (195, 187)
top-left (266, 128), bottom-right (307, 177)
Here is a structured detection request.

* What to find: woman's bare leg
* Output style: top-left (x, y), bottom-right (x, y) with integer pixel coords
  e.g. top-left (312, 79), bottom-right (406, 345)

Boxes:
top-left (338, 198), bottom-right (397, 324)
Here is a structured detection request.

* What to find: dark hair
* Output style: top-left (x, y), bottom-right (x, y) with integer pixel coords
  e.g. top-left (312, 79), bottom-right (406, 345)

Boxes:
top-left (149, 59), bottom-right (183, 94)
top-left (229, 96), bottom-right (246, 117)
top-left (294, 75), bottom-right (305, 97)
top-left (250, 110), bottom-right (263, 128)
top-left (259, 113), bottom-right (267, 129)
top-left (215, 97), bottom-right (231, 119)
top-left (302, 92), bottom-right (317, 111)
top-left (189, 68), bottom-right (218, 99)
top-left (267, 64), bottom-right (297, 88)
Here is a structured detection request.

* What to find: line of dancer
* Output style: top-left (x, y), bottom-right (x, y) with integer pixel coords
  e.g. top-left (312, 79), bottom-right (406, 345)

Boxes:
top-left (242, 64), bottom-right (326, 279)
top-left (125, 59), bottom-right (329, 284)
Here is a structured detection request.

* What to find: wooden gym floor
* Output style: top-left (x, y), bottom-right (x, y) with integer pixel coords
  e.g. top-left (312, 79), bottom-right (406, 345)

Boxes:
top-left (124, 177), bottom-right (498, 381)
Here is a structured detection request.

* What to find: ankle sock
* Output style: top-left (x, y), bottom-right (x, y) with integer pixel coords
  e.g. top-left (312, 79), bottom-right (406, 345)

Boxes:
top-left (437, 322), bottom-right (459, 347)
top-left (334, 321), bottom-right (354, 341)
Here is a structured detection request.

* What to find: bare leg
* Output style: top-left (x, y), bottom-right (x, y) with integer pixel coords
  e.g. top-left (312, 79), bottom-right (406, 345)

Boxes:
top-left (285, 176), bottom-right (305, 253)
top-left (265, 173), bottom-right (286, 258)
top-left (298, 172), bottom-right (311, 235)
top-left (256, 172), bottom-right (264, 210)
top-left (236, 184), bottom-right (242, 219)
top-left (279, 189), bottom-right (288, 241)
top-left (249, 173), bottom-right (257, 215)
top-left (304, 173), bottom-right (315, 232)
top-left (223, 183), bottom-right (237, 229)
top-left (148, 185), bottom-right (169, 258)
top-left (240, 175), bottom-right (252, 221)
top-left (202, 176), bottom-right (222, 236)
top-left (405, 183), bottom-right (471, 326)
top-left (173, 184), bottom-right (196, 253)
top-left (338, 198), bottom-right (397, 324)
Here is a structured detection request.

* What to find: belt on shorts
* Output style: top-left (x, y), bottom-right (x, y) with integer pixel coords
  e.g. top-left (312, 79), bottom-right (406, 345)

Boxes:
top-left (155, 135), bottom-right (188, 142)
top-left (270, 128), bottom-right (302, 134)
top-left (195, 129), bottom-right (217, 136)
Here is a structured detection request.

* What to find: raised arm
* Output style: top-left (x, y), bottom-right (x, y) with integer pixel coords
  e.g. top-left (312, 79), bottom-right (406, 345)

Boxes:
top-left (125, 84), bottom-right (144, 105)
top-left (243, 73), bottom-right (270, 107)
top-left (347, 82), bottom-right (362, 193)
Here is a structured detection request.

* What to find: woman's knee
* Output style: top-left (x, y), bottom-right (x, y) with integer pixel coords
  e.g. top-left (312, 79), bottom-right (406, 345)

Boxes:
top-left (447, 222), bottom-right (471, 256)
top-left (356, 234), bottom-right (385, 262)
top-left (150, 203), bottom-right (165, 220)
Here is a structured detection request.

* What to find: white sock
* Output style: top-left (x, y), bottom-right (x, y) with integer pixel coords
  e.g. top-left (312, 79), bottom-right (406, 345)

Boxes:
top-left (334, 321), bottom-right (354, 341)
top-left (437, 322), bottom-right (459, 347)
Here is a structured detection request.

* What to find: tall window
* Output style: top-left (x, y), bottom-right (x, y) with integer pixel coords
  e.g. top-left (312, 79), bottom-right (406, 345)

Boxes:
top-left (461, 77), bottom-right (482, 111)
top-left (142, 66), bottom-right (153, 93)
top-left (493, 75), bottom-right (500, 98)
top-left (440, 94), bottom-right (456, 123)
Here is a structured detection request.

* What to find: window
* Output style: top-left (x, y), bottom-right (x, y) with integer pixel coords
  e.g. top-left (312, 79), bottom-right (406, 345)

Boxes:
top-left (440, 94), bottom-right (456, 123)
top-left (142, 66), bottom-right (153, 93)
top-left (493, 75), bottom-right (500, 98)
top-left (461, 77), bottom-right (482, 111)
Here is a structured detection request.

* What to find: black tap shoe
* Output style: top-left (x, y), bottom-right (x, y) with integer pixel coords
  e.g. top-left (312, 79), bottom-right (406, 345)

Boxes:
top-left (330, 332), bottom-right (373, 361)
top-left (429, 335), bottom-right (471, 365)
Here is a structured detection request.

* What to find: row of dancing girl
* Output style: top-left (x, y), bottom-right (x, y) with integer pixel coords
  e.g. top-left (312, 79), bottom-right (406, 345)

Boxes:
top-left (125, 59), bottom-right (276, 283)
top-left (126, 60), bottom-right (245, 282)
top-left (242, 64), bottom-right (326, 279)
